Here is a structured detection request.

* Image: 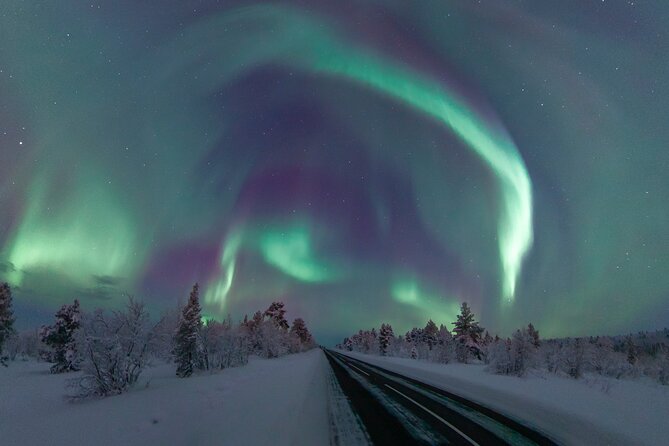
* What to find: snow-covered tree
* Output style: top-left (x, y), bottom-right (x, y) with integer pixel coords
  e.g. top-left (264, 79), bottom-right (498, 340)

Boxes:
top-left (510, 327), bottom-right (537, 376)
top-left (200, 317), bottom-right (248, 369)
top-left (378, 323), bottom-right (394, 356)
top-left (589, 336), bottom-right (617, 376)
top-left (405, 327), bottom-right (427, 359)
top-left (564, 338), bottom-right (586, 379)
top-left (4, 328), bottom-right (40, 361)
top-left (487, 338), bottom-right (513, 375)
top-left (405, 327), bottom-right (424, 345)
top-left (264, 302), bottom-right (289, 330)
top-left (148, 305), bottom-right (181, 361)
top-left (542, 340), bottom-right (563, 374)
top-left (245, 301), bottom-right (292, 358)
top-left (242, 310), bottom-right (265, 354)
top-left (0, 282), bottom-right (16, 365)
top-left (349, 329), bottom-right (379, 354)
top-left (423, 320), bottom-right (438, 351)
top-left (40, 299), bottom-right (81, 373)
top-left (174, 283), bottom-right (204, 377)
top-left (527, 323), bottom-right (540, 348)
top-left (410, 344), bottom-right (418, 359)
top-left (258, 320), bottom-right (289, 358)
top-left (452, 302), bottom-right (484, 363)
top-left (430, 324), bottom-right (454, 363)
top-left (289, 318), bottom-right (315, 352)
top-left (625, 335), bottom-right (637, 366)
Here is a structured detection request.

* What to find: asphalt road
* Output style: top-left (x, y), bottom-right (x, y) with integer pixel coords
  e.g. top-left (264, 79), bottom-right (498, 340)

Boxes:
top-left (324, 349), bottom-right (559, 446)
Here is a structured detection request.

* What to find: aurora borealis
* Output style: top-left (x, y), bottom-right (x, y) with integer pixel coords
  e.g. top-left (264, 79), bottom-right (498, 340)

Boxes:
top-left (1, 1), bottom-right (667, 343)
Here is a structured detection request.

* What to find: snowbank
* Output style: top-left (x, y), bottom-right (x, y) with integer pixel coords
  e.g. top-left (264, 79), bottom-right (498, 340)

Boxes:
top-left (0, 349), bottom-right (329, 446)
top-left (338, 351), bottom-right (669, 446)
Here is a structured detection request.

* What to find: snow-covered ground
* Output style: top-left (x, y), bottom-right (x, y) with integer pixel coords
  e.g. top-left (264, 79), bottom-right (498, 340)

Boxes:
top-left (338, 350), bottom-right (669, 446)
top-left (0, 350), bottom-right (329, 446)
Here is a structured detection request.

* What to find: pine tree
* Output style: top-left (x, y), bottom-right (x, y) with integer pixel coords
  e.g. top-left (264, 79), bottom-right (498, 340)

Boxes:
top-left (527, 323), bottom-right (540, 348)
top-left (379, 323), bottom-right (394, 356)
top-left (0, 282), bottom-right (16, 365)
top-left (264, 302), bottom-right (289, 330)
top-left (40, 299), bottom-right (81, 373)
top-left (289, 317), bottom-right (314, 350)
top-left (452, 302), bottom-right (484, 362)
top-left (410, 344), bottom-right (418, 359)
top-left (423, 320), bottom-right (438, 350)
top-left (174, 283), bottom-right (203, 377)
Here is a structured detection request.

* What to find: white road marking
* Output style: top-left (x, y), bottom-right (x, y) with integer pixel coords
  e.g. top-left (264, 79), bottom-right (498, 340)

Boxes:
top-left (328, 351), bottom-right (371, 376)
top-left (384, 384), bottom-right (480, 446)
top-left (344, 360), bottom-right (371, 377)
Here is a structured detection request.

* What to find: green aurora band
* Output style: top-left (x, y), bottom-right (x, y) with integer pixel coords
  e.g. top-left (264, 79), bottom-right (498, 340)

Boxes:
top-left (3, 1), bottom-right (666, 339)
top-left (185, 5), bottom-right (532, 306)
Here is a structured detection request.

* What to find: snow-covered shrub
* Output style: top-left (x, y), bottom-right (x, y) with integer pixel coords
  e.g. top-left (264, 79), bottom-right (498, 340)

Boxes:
top-left (70, 297), bottom-right (154, 398)
top-left (589, 337), bottom-right (615, 375)
top-left (3, 329), bottom-right (40, 361)
top-left (429, 326), bottom-right (455, 363)
top-left (659, 356), bottom-right (669, 385)
top-left (148, 306), bottom-right (180, 361)
top-left (487, 339), bottom-right (513, 375)
top-left (510, 327), bottom-right (538, 376)
top-left (541, 340), bottom-right (564, 374)
top-left (487, 328), bottom-right (538, 377)
top-left (258, 320), bottom-right (290, 358)
top-left (201, 319), bottom-right (248, 370)
top-left (563, 338), bottom-right (587, 379)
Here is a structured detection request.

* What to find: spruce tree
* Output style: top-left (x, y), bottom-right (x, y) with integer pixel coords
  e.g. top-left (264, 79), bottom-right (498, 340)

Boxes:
top-left (452, 302), bottom-right (484, 362)
top-left (0, 282), bottom-right (16, 365)
top-left (379, 323), bottom-right (394, 356)
top-left (40, 299), bottom-right (81, 373)
top-left (174, 283), bottom-right (203, 377)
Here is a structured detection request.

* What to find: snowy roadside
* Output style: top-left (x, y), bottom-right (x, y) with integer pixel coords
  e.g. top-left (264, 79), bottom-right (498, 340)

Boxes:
top-left (338, 350), bottom-right (669, 446)
top-left (324, 353), bottom-right (371, 446)
top-left (0, 350), bottom-right (329, 446)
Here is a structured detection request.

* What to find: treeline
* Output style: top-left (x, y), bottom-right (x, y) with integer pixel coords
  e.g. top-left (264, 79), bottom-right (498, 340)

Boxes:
top-left (337, 302), bottom-right (669, 385)
top-left (0, 282), bottom-right (316, 398)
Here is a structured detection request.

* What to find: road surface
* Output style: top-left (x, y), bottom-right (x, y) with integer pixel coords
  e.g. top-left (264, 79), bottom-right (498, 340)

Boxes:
top-left (324, 349), bottom-right (559, 446)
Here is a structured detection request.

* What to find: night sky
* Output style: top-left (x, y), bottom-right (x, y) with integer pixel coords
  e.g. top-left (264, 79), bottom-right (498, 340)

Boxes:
top-left (1, 1), bottom-right (667, 344)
